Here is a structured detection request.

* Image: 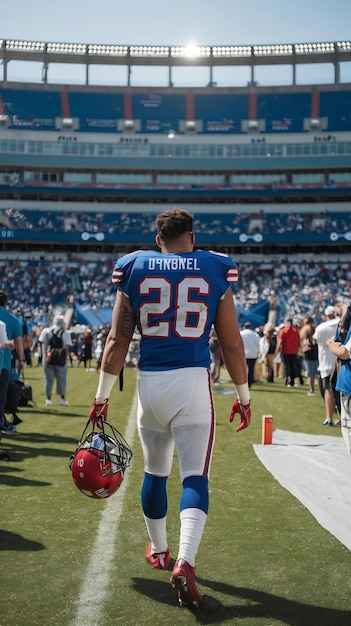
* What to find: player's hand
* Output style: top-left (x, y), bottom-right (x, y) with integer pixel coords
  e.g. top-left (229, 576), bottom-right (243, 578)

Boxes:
top-left (90, 398), bottom-right (109, 428)
top-left (229, 398), bottom-right (251, 432)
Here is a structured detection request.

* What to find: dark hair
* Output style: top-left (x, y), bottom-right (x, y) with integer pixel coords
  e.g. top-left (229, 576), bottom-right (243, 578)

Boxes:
top-left (0, 290), bottom-right (8, 307)
top-left (336, 305), bottom-right (351, 343)
top-left (156, 208), bottom-right (193, 241)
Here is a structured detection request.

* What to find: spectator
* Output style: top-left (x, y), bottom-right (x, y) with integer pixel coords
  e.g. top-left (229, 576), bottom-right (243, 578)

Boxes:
top-left (259, 322), bottom-right (277, 383)
top-left (11, 307), bottom-right (32, 381)
top-left (22, 309), bottom-right (34, 366)
top-left (209, 326), bottom-right (222, 383)
top-left (95, 325), bottom-right (109, 371)
top-left (0, 320), bottom-right (14, 373)
top-left (240, 322), bottom-right (261, 387)
top-left (78, 328), bottom-right (93, 369)
top-left (295, 319), bottom-right (305, 387)
top-left (300, 316), bottom-right (319, 395)
top-left (0, 291), bottom-right (24, 435)
top-left (313, 306), bottom-right (341, 426)
top-left (326, 303), bottom-right (351, 453)
top-left (275, 318), bottom-right (300, 387)
top-left (0, 321), bottom-right (14, 446)
top-left (38, 315), bottom-right (72, 406)
top-left (125, 331), bottom-right (140, 368)
top-left (32, 326), bottom-right (44, 366)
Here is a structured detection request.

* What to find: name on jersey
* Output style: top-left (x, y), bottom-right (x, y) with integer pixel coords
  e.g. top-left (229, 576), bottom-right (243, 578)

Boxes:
top-left (148, 258), bottom-right (200, 271)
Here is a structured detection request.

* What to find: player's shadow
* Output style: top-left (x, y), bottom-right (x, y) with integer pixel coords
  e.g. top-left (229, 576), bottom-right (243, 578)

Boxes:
top-left (0, 529), bottom-right (45, 551)
top-left (132, 576), bottom-right (351, 626)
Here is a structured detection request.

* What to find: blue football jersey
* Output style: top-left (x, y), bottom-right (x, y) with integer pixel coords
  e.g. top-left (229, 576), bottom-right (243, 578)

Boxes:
top-left (112, 249), bottom-right (238, 371)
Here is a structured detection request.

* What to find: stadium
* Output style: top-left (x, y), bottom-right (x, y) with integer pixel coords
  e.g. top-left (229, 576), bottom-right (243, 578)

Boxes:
top-left (1, 35), bottom-right (351, 626)
top-left (0, 37), bottom-right (350, 328)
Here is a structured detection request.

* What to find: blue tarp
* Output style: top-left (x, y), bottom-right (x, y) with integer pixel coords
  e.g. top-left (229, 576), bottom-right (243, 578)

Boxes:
top-left (73, 302), bottom-right (113, 328)
top-left (236, 300), bottom-right (270, 328)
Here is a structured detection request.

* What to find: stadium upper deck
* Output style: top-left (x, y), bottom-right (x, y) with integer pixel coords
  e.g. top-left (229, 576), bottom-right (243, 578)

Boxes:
top-left (0, 37), bottom-right (350, 255)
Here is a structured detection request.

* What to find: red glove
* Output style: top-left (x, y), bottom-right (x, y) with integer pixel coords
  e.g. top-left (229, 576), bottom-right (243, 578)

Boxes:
top-left (229, 398), bottom-right (251, 432)
top-left (90, 398), bottom-right (109, 427)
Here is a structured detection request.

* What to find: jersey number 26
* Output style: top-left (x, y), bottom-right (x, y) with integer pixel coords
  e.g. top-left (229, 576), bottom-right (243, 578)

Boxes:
top-left (139, 276), bottom-right (209, 339)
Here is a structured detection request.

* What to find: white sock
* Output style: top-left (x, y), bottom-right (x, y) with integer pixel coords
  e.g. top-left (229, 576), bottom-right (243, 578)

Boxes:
top-left (143, 515), bottom-right (168, 553)
top-left (178, 508), bottom-right (207, 567)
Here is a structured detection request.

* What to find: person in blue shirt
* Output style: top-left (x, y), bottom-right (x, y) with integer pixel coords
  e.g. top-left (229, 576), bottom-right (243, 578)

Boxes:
top-left (327, 303), bottom-right (351, 455)
top-left (90, 207), bottom-right (251, 609)
top-left (0, 320), bottom-right (14, 373)
top-left (0, 291), bottom-right (24, 435)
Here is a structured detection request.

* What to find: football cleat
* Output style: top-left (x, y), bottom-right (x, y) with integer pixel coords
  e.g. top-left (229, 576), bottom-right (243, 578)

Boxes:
top-left (170, 558), bottom-right (203, 609)
top-left (70, 420), bottom-right (132, 499)
top-left (145, 542), bottom-right (170, 570)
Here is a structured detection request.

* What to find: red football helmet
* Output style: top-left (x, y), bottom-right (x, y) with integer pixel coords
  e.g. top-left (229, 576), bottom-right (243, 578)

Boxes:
top-left (70, 422), bottom-right (132, 499)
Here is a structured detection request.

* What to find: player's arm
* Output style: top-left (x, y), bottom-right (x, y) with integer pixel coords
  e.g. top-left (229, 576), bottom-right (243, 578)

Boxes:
top-left (326, 336), bottom-right (351, 360)
top-left (214, 289), bottom-right (251, 431)
top-left (101, 290), bottom-right (135, 375)
top-left (0, 324), bottom-right (14, 350)
top-left (274, 334), bottom-right (282, 356)
top-left (90, 290), bottom-right (136, 424)
top-left (14, 335), bottom-right (25, 370)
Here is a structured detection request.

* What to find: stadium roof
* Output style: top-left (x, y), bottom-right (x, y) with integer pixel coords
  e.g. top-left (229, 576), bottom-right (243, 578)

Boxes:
top-left (1, 38), bottom-right (351, 86)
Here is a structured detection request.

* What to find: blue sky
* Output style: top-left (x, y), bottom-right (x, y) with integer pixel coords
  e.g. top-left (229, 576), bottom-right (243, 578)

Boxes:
top-left (1, 0), bottom-right (351, 86)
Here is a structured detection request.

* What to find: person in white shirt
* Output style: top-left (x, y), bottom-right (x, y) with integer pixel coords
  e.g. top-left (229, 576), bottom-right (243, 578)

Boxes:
top-left (313, 306), bottom-right (341, 426)
top-left (240, 321), bottom-right (261, 387)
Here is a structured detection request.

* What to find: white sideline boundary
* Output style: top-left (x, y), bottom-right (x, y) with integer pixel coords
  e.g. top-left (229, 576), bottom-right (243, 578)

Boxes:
top-left (70, 389), bottom-right (138, 626)
top-left (254, 429), bottom-right (351, 552)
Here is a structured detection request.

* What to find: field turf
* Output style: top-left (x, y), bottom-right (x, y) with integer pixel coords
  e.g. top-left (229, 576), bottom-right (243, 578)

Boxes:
top-left (1, 363), bottom-right (350, 626)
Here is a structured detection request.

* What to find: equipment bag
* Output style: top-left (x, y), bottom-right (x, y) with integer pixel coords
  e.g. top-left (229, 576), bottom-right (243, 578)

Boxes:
top-left (18, 380), bottom-right (33, 406)
top-left (5, 380), bottom-right (23, 415)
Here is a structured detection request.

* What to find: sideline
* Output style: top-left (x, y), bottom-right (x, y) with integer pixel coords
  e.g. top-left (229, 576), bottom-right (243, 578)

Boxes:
top-left (254, 429), bottom-right (351, 552)
top-left (70, 389), bottom-right (138, 626)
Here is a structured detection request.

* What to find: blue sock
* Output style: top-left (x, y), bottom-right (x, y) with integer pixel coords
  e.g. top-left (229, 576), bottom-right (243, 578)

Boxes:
top-left (180, 476), bottom-right (209, 514)
top-left (141, 472), bottom-right (168, 519)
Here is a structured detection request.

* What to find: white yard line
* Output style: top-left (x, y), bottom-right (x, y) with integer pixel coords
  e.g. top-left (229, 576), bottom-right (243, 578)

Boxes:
top-left (71, 389), bottom-right (138, 626)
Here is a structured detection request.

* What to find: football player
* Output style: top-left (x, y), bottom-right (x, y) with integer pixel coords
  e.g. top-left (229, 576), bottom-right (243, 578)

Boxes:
top-left (90, 207), bottom-right (251, 608)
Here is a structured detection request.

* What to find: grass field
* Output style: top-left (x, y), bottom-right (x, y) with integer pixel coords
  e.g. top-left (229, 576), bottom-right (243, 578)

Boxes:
top-left (1, 362), bottom-right (351, 626)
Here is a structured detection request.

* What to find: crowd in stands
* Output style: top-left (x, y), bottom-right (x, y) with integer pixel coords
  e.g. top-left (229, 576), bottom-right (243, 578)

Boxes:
top-left (237, 258), bottom-right (351, 320)
top-left (1, 207), bottom-right (350, 236)
top-left (0, 256), bottom-right (350, 330)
